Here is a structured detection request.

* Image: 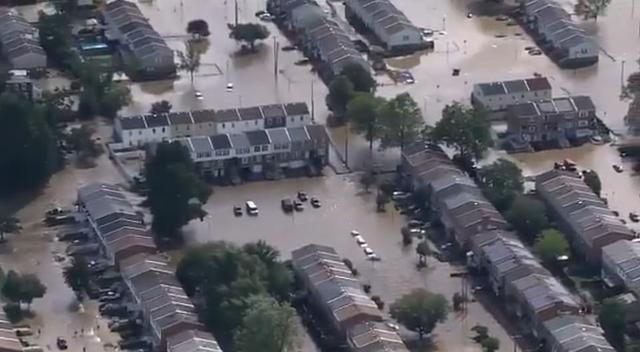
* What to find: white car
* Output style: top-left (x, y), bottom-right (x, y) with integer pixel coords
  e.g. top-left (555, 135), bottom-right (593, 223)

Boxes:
top-left (226, 82), bottom-right (234, 92)
top-left (194, 91), bottom-right (203, 99)
top-left (350, 230), bottom-right (360, 237)
top-left (363, 247), bottom-right (374, 255)
top-left (259, 13), bottom-right (273, 21)
top-left (367, 253), bottom-right (381, 261)
top-left (355, 235), bottom-right (367, 246)
top-left (245, 201), bottom-right (258, 215)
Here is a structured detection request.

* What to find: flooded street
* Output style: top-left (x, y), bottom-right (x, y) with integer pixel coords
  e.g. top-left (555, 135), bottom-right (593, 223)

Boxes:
top-left (184, 174), bottom-right (520, 351)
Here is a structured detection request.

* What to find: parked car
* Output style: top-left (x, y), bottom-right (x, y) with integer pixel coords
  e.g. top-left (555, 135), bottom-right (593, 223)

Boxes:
top-left (408, 220), bottom-right (424, 228)
top-left (363, 247), bottom-right (374, 255)
top-left (245, 201), bottom-right (258, 215)
top-left (281, 199), bottom-right (293, 213)
top-left (350, 230), bottom-right (360, 237)
top-left (233, 205), bottom-right (243, 216)
top-left (630, 212), bottom-right (639, 223)
top-left (310, 197), bottom-right (321, 208)
top-left (613, 164), bottom-right (624, 173)
top-left (297, 191), bottom-right (308, 201)
top-left (56, 337), bottom-right (68, 350)
top-left (119, 338), bottom-right (152, 350)
top-left (46, 207), bottom-right (68, 216)
top-left (293, 200), bottom-right (304, 211)
top-left (354, 235), bottom-right (367, 246)
top-left (367, 253), bottom-right (381, 261)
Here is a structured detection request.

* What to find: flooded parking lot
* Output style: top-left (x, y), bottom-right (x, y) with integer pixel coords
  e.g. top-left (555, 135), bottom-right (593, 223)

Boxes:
top-left (184, 174), bottom-right (519, 351)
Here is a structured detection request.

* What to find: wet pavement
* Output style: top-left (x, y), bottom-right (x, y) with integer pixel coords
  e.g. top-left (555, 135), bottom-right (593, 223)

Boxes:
top-left (184, 174), bottom-right (520, 351)
top-left (0, 119), bottom-right (125, 352)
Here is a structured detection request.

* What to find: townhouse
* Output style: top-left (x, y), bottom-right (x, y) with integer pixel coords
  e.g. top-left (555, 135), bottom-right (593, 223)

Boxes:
top-left (4, 69), bottom-right (41, 102)
top-left (506, 96), bottom-right (597, 148)
top-left (540, 315), bottom-right (614, 352)
top-left (114, 102), bottom-right (313, 148)
top-left (536, 170), bottom-right (634, 264)
top-left (267, 0), bottom-right (369, 78)
top-left (77, 183), bottom-right (156, 265)
top-left (401, 143), bottom-right (507, 249)
top-left (520, 0), bottom-right (598, 67)
top-left (174, 124), bottom-right (329, 179)
top-left (0, 312), bottom-right (22, 352)
top-left (471, 77), bottom-right (552, 111)
top-left (76, 183), bottom-right (223, 351)
top-left (291, 244), bottom-right (409, 352)
top-left (469, 230), bottom-right (580, 336)
top-left (344, 0), bottom-right (425, 53)
top-left (102, 0), bottom-right (175, 79)
top-left (601, 239), bottom-right (640, 296)
top-left (0, 8), bottom-right (46, 70)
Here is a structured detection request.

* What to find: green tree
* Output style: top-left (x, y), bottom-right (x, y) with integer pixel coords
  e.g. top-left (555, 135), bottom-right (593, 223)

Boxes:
top-left (379, 93), bottom-right (424, 150)
top-left (471, 324), bottom-right (489, 342)
top-left (187, 19), bottom-right (210, 38)
top-left (0, 217), bottom-right (21, 241)
top-left (65, 126), bottom-right (102, 160)
top-left (574, 0), bottom-right (611, 21)
top-left (478, 159), bottom-right (524, 211)
top-left (359, 171), bottom-right (376, 193)
top-left (38, 13), bottom-right (78, 69)
top-left (347, 93), bottom-right (386, 152)
top-left (535, 229), bottom-right (569, 265)
top-left (63, 256), bottom-right (90, 298)
top-left (416, 240), bottom-right (430, 267)
top-left (481, 337), bottom-right (500, 352)
top-left (599, 298), bottom-right (626, 350)
top-left (505, 195), bottom-right (548, 241)
top-left (18, 274), bottom-right (46, 308)
top-left (150, 100), bottom-right (173, 115)
top-left (0, 94), bottom-right (58, 197)
top-left (234, 295), bottom-right (300, 352)
top-left (341, 63), bottom-right (376, 93)
top-left (326, 75), bottom-right (354, 117)
top-left (583, 170), bottom-right (602, 197)
top-left (431, 102), bottom-right (492, 161)
top-left (229, 23), bottom-right (270, 51)
top-left (75, 63), bottom-right (131, 119)
top-left (2, 271), bottom-right (22, 303)
top-left (390, 288), bottom-right (449, 340)
top-left (178, 41), bottom-right (201, 85)
top-left (145, 141), bottom-right (211, 240)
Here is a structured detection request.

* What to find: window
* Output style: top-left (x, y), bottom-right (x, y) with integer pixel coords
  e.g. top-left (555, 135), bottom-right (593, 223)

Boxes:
top-left (222, 123), bottom-right (226, 128)
top-left (232, 123), bottom-right (235, 128)
top-left (578, 120), bottom-right (589, 127)
top-left (291, 117), bottom-right (294, 122)
top-left (261, 145), bottom-right (268, 151)
top-left (402, 35), bottom-right (409, 41)
top-left (578, 111), bottom-right (588, 118)
top-left (139, 131), bottom-right (142, 135)
top-left (254, 146), bottom-right (261, 152)
top-left (129, 131), bottom-right (133, 136)
top-left (162, 127), bottom-right (165, 133)
top-left (152, 128), bottom-right (156, 134)
top-left (534, 92), bottom-right (538, 97)
top-left (521, 94), bottom-right (525, 98)
top-left (186, 125), bottom-right (190, 130)
top-left (300, 116), bottom-right (303, 121)
top-left (254, 120), bottom-right (258, 125)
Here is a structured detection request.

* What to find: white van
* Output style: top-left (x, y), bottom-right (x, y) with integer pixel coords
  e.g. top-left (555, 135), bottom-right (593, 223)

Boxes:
top-left (245, 201), bottom-right (258, 215)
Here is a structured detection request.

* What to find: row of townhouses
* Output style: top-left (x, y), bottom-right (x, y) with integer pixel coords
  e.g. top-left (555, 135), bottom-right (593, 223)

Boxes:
top-left (291, 244), bottom-right (410, 352)
top-left (535, 170), bottom-right (634, 264)
top-left (0, 312), bottom-right (24, 352)
top-left (400, 143), bottom-right (614, 351)
top-left (0, 8), bottom-right (47, 70)
top-left (114, 102), bottom-right (312, 147)
top-left (267, 0), bottom-right (369, 79)
top-left (520, 0), bottom-right (598, 67)
top-left (471, 77), bottom-right (552, 112)
top-left (77, 183), bottom-right (223, 352)
top-left (102, 0), bottom-right (176, 79)
top-left (601, 239), bottom-right (640, 296)
top-left (506, 95), bottom-right (597, 147)
top-left (343, 0), bottom-right (425, 53)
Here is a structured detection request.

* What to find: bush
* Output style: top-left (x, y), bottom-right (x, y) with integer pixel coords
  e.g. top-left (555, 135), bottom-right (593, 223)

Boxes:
top-left (372, 295), bottom-right (385, 310)
top-left (363, 284), bottom-right (372, 294)
top-left (342, 258), bottom-right (354, 270)
top-left (3, 303), bottom-right (22, 323)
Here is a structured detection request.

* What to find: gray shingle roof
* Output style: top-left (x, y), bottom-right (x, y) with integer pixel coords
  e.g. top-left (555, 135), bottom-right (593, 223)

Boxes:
top-left (167, 112), bottom-right (193, 125)
top-left (260, 104), bottom-right (286, 119)
top-left (287, 126), bottom-right (310, 142)
top-left (209, 134), bottom-right (232, 149)
top-left (120, 116), bottom-right (147, 130)
top-left (143, 114), bottom-right (169, 128)
top-left (214, 109), bottom-right (240, 123)
top-left (191, 109), bottom-right (216, 123)
top-left (572, 95), bottom-right (595, 111)
top-left (229, 133), bottom-right (250, 149)
top-left (305, 124), bottom-right (329, 143)
top-left (266, 128), bottom-right (291, 145)
top-left (238, 106), bottom-right (263, 121)
top-left (478, 82), bottom-right (506, 96)
top-left (510, 102), bottom-right (540, 118)
top-left (190, 137), bottom-right (213, 154)
top-left (245, 130), bottom-right (270, 146)
top-left (503, 79), bottom-right (529, 93)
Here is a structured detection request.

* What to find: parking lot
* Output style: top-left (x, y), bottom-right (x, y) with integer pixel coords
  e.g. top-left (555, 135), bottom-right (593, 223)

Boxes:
top-left (184, 173), bottom-right (519, 351)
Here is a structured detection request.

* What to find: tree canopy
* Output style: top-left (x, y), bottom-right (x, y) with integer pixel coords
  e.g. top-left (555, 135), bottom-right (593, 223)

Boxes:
top-left (176, 241), bottom-right (292, 347)
top-left (481, 337), bottom-right (500, 352)
top-left (150, 100), bottom-right (173, 115)
top-left (0, 93), bottom-right (59, 197)
top-left (582, 170), bottom-right (602, 197)
top-left (65, 125), bottom-right (102, 162)
top-left (178, 41), bottom-right (202, 85)
top-left (145, 141), bottom-right (211, 240)
top-left (38, 13), bottom-right (78, 70)
top-left (326, 75), bottom-right (354, 117)
top-left (76, 63), bottom-right (131, 119)
top-left (430, 102), bottom-right (492, 161)
top-left (2, 270), bottom-right (46, 307)
top-left (574, 0), bottom-right (611, 21)
top-left (534, 229), bottom-right (569, 265)
top-left (379, 93), bottom-right (424, 150)
top-left (599, 298), bottom-right (627, 350)
top-left (389, 288), bottom-right (449, 340)
top-left (478, 159), bottom-right (524, 211)
top-left (187, 19), bottom-right (210, 37)
top-left (505, 195), bottom-right (548, 242)
top-left (63, 256), bottom-right (90, 298)
top-left (0, 217), bottom-right (21, 241)
top-left (229, 23), bottom-right (270, 51)
top-left (234, 295), bottom-right (300, 352)
top-left (347, 93), bottom-right (385, 152)
top-left (341, 63), bottom-right (376, 93)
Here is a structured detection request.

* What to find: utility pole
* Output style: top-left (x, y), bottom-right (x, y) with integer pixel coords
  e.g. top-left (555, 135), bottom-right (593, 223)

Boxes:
top-left (621, 59), bottom-right (627, 88)
top-left (344, 124), bottom-right (349, 168)
top-left (274, 37), bottom-right (279, 78)
top-left (311, 80), bottom-right (315, 122)
top-left (234, 0), bottom-right (239, 27)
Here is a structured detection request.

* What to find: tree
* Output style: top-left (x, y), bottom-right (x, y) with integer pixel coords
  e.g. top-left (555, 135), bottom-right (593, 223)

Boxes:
top-left (431, 102), bottom-right (492, 161)
top-left (18, 274), bottom-right (46, 308)
top-left (234, 295), bottom-right (300, 352)
top-left (0, 217), bottom-right (21, 241)
top-left (471, 325), bottom-right (489, 342)
top-left (535, 229), bottom-right (569, 265)
top-left (347, 93), bottom-right (386, 152)
top-left (2, 271), bottom-right (22, 303)
top-left (599, 298), bottom-right (626, 350)
top-left (583, 170), bottom-right (602, 197)
top-left (145, 141), bottom-right (211, 240)
top-left (228, 23), bottom-right (270, 51)
top-left (390, 288), bottom-right (449, 340)
top-left (38, 13), bottom-right (78, 70)
top-left (0, 94), bottom-right (58, 197)
top-left (75, 63), bottom-right (131, 119)
top-left (326, 75), bottom-right (354, 117)
top-left (178, 41), bottom-right (202, 85)
top-left (65, 126), bottom-right (102, 160)
top-left (63, 256), bottom-right (90, 298)
top-left (481, 337), bottom-right (500, 352)
top-left (376, 192), bottom-right (390, 212)
top-left (187, 19), bottom-right (210, 38)
top-left (341, 63), bottom-right (376, 93)
top-left (150, 100), bottom-right (173, 115)
top-left (379, 93), bottom-right (424, 150)
top-left (452, 293), bottom-right (464, 311)
top-left (359, 171), bottom-right (376, 193)
top-left (416, 240), bottom-right (430, 267)
top-left (478, 159), bottom-right (524, 211)
top-left (505, 195), bottom-right (548, 242)
top-left (574, 0), bottom-right (611, 21)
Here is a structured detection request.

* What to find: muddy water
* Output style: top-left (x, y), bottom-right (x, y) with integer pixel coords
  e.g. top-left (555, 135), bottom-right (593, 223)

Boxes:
top-left (184, 174), bottom-right (520, 351)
